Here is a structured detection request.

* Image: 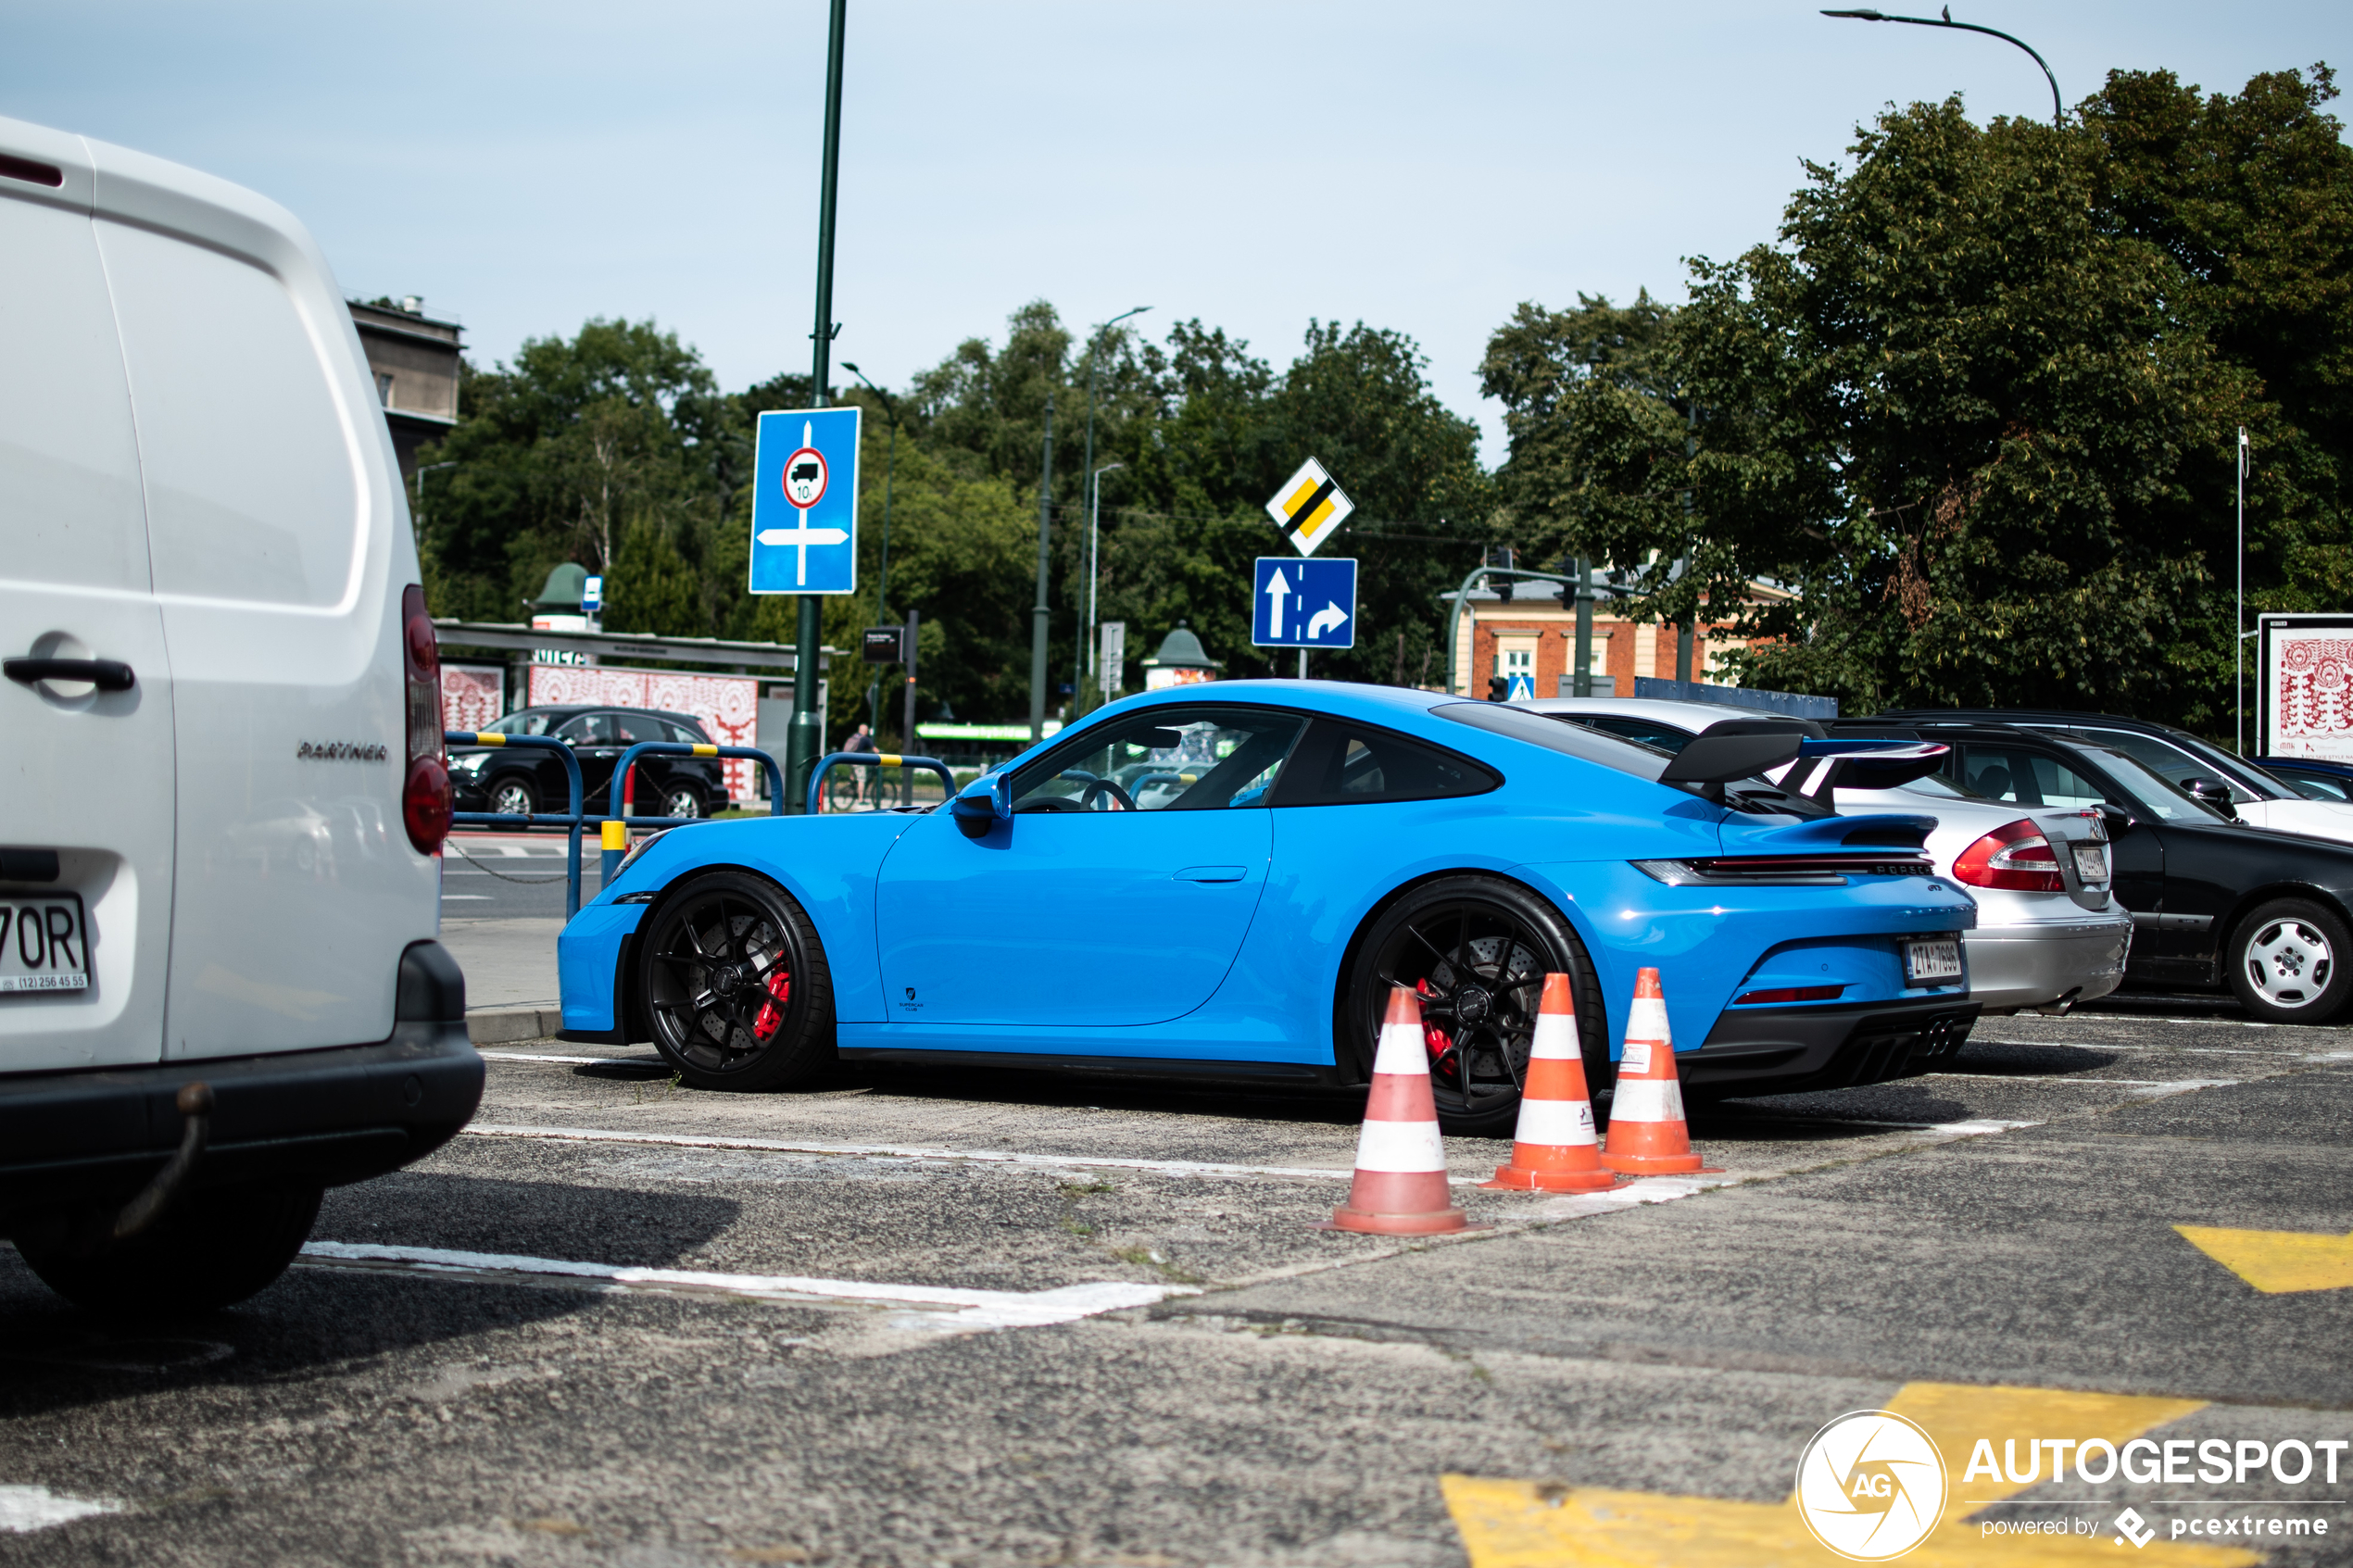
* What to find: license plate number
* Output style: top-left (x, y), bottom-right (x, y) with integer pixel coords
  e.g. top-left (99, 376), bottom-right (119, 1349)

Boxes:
top-left (2072, 844), bottom-right (2108, 884)
top-left (1905, 937), bottom-right (1963, 985)
top-left (0, 895), bottom-right (90, 993)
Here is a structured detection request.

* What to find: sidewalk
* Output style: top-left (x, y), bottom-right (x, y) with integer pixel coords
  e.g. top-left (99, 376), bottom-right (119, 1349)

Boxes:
top-left (438, 916), bottom-right (565, 1044)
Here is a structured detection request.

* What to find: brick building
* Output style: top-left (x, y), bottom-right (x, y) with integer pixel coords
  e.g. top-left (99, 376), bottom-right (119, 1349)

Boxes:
top-left (1447, 581), bottom-right (1793, 697)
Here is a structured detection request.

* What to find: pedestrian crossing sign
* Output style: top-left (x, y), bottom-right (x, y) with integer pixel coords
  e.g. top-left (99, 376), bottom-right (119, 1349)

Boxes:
top-left (1265, 457), bottom-right (1354, 558)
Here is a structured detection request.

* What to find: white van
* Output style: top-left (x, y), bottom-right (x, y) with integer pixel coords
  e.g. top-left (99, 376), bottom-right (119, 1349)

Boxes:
top-left (0, 116), bottom-right (480, 1314)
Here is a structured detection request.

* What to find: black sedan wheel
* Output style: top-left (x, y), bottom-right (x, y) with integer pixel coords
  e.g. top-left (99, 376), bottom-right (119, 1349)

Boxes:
top-left (1342, 876), bottom-right (1607, 1136)
top-left (488, 776), bottom-right (537, 818)
top-left (638, 871), bottom-right (834, 1090)
top-left (2228, 899), bottom-right (2353, 1024)
top-left (661, 786), bottom-right (702, 821)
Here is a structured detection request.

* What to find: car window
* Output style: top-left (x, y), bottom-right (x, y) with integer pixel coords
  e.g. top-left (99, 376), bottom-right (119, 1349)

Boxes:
top-left (484, 712), bottom-right (553, 737)
top-left (2075, 727), bottom-right (2257, 804)
top-left (1438, 702), bottom-right (1668, 781)
top-left (1957, 745), bottom-right (2108, 809)
top-left (2275, 768), bottom-right (2353, 803)
top-left (1270, 719), bottom-right (1500, 807)
top-left (2081, 748), bottom-right (2230, 821)
top-left (609, 713), bottom-right (666, 745)
top-left (1010, 707), bottom-right (1306, 812)
top-left (1580, 715), bottom-right (1697, 753)
top-left (558, 713), bottom-right (612, 745)
top-left (665, 719), bottom-right (711, 745)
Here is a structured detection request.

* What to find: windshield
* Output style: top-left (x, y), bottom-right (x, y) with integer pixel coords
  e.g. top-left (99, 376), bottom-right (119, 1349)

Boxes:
top-left (1886, 771), bottom-right (1982, 801)
top-left (2082, 746), bottom-right (2231, 822)
top-left (2069, 725), bottom-right (2275, 804)
top-left (1440, 703), bottom-right (1830, 818)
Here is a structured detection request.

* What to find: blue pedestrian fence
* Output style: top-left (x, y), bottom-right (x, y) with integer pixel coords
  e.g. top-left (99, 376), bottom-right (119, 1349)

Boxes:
top-left (807, 751), bottom-right (956, 817)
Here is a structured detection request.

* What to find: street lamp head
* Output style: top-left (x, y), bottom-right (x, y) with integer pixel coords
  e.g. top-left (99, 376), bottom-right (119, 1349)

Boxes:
top-left (840, 360), bottom-right (861, 375)
top-left (1821, 7), bottom-right (1887, 17)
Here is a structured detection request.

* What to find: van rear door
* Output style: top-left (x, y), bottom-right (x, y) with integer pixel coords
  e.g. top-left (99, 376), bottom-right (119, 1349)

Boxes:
top-left (0, 120), bottom-right (176, 1072)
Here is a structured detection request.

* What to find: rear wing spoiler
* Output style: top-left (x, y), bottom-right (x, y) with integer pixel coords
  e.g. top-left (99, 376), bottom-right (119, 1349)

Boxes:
top-left (1660, 720), bottom-right (1949, 805)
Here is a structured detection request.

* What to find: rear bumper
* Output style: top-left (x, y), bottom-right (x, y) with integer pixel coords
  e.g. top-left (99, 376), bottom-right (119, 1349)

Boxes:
top-left (1966, 917), bottom-right (2133, 1013)
top-left (0, 942), bottom-right (484, 1219)
top-left (1680, 997), bottom-right (1981, 1097)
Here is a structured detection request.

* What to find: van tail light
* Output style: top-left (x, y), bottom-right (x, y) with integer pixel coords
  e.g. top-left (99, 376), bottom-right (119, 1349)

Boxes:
top-left (401, 583), bottom-right (451, 855)
top-left (1953, 818), bottom-right (2063, 892)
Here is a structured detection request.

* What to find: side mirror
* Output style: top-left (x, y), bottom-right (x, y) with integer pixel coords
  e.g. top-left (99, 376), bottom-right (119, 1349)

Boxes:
top-left (2096, 802), bottom-right (2136, 834)
top-left (951, 773), bottom-right (1012, 839)
top-left (2182, 777), bottom-right (2241, 820)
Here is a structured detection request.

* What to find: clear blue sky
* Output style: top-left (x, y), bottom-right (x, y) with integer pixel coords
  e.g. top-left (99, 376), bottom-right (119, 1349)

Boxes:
top-left (6, 2), bottom-right (2347, 461)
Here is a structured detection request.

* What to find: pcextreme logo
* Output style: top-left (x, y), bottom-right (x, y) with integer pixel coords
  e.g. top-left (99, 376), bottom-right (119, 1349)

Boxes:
top-left (1795, 1410), bottom-right (1949, 1561)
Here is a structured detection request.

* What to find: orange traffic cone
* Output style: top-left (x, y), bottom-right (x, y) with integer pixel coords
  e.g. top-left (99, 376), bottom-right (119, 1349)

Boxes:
top-left (1600, 968), bottom-right (1716, 1175)
top-left (1325, 985), bottom-right (1474, 1236)
top-left (1483, 973), bottom-right (1620, 1192)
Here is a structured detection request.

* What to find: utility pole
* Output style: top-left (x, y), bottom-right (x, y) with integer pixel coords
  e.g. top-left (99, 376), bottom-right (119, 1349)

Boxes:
top-left (902, 608), bottom-right (919, 807)
top-left (1085, 460), bottom-right (1124, 717)
top-left (1675, 403), bottom-right (1698, 684)
top-left (2238, 426), bottom-right (2249, 756)
top-left (788, 0), bottom-right (849, 814)
top-left (1573, 554), bottom-right (1595, 696)
top-left (843, 363), bottom-right (898, 740)
top-left (1028, 398), bottom-right (1056, 743)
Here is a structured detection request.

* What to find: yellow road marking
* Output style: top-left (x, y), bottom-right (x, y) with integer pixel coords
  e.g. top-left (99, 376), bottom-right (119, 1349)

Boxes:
top-left (1444, 1382), bottom-right (2252, 1567)
top-left (2177, 1225), bottom-right (2353, 1294)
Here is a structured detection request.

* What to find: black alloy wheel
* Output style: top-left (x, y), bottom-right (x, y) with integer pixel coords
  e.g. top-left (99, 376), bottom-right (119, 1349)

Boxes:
top-left (2227, 898), bottom-right (2353, 1025)
top-left (637, 871), bottom-right (834, 1090)
top-left (1343, 875), bottom-right (1606, 1136)
top-left (488, 776), bottom-right (537, 818)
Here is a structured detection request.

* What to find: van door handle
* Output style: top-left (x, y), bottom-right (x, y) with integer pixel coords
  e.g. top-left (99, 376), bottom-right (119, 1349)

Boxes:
top-left (1174, 865), bottom-right (1247, 883)
top-left (6, 657), bottom-right (135, 692)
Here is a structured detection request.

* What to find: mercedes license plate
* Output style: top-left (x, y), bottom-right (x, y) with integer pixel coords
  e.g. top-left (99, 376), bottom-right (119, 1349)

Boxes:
top-left (0, 894), bottom-right (89, 994)
top-left (1904, 936), bottom-right (1963, 985)
top-left (2072, 844), bottom-right (2108, 884)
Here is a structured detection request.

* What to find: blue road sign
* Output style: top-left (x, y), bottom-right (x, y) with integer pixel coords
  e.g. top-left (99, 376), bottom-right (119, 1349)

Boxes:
top-left (749, 407), bottom-right (861, 594)
top-left (1505, 671), bottom-right (1536, 702)
top-left (1252, 557), bottom-right (1357, 649)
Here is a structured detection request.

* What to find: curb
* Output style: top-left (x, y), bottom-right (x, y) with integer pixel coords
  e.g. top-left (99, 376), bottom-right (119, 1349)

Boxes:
top-left (467, 1008), bottom-right (565, 1046)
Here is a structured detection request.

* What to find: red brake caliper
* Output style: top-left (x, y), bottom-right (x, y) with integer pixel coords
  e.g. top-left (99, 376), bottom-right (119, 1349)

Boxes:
top-left (751, 970), bottom-right (793, 1042)
top-left (1416, 976), bottom-right (1459, 1084)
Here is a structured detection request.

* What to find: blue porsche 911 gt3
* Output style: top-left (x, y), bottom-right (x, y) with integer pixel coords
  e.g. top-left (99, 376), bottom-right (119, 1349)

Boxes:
top-left (556, 682), bottom-right (1978, 1133)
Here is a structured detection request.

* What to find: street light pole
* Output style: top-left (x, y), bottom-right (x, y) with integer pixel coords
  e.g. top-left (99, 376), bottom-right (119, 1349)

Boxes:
top-left (2238, 426), bottom-right (2250, 756)
top-left (410, 459), bottom-right (456, 564)
top-left (1028, 397), bottom-right (1055, 743)
top-left (1077, 307), bottom-right (1147, 717)
top-left (788, 0), bottom-right (849, 815)
top-left (842, 362), bottom-right (899, 740)
top-left (1820, 7), bottom-right (2064, 125)
top-left (1086, 460), bottom-right (1125, 713)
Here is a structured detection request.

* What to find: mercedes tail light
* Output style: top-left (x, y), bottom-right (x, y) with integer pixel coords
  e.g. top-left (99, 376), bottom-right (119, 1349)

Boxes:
top-left (401, 583), bottom-right (451, 854)
top-left (1952, 818), bottom-right (2062, 892)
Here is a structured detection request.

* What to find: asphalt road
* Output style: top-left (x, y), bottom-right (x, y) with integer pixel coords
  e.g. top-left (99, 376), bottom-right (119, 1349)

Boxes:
top-left (5, 1002), bottom-right (2350, 1565)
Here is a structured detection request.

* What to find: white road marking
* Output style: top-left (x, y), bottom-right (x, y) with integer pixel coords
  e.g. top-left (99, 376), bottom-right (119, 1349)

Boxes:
top-left (440, 895), bottom-right (493, 900)
top-left (1972, 1038), bottom-right (2294, 1057)
top-left (1928, 1073), bottom-right (2239, 1090)
top-left (0, 1484), bottom-right (121, 1533)
top-left (297, 1241), bottom-right (1190, 1335)
top-left (476, 1052), bottom-right (651, 1066)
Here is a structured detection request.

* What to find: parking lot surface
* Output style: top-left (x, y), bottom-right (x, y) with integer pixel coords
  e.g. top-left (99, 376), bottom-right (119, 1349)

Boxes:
top-left (5, 1000), bottom-right (2350, 1565)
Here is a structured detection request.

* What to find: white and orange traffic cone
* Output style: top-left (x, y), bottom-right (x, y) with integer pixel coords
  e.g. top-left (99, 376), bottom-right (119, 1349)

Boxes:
top-left (1325, 985), bottom-right (1474, 1236)
top-left (1483, 972), bottom-right (1620, 1192)
top-left (1600, 967), bottom-right (1716, 1176)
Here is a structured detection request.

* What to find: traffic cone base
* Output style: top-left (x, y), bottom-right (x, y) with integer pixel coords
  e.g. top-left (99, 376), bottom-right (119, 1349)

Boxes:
top-left (1598, 967), bottom-right (1719, 1175)
top-left (1323, 985), bottom-right (1478, 1236)
top-left (1484, 972), bottom-right (1623, 1193)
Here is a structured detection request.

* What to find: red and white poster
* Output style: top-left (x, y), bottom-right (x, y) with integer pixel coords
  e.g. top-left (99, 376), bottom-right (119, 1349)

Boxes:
top-left (2260, 614), bottom-right (2353, 762)
top-left (440, 664), bottom-right (505, 736)
top-left (528, 662), bottom-right (762, 799)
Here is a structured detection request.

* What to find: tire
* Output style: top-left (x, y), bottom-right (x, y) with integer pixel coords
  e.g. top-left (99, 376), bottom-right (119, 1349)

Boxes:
top-left (2226, 898), bottom-right (2353, 1024)
top-left (16, 1182), bottom-right (323, 1320)
top-left (638, 870), bottom-right (835, 1090)
top-left (487, 775), bottom-right (538, 818)
top-left (662, 786), bottom-right (702, 821)
top-left (1340, 875), bottom-right (1607, 1136)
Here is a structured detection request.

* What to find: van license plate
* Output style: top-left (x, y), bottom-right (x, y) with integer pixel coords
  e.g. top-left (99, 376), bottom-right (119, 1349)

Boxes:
top-left (0, 895), bottom-right (90, 993)
top-left (2072, 845), bottom-right (2108, 884)
top-left (1904, 937), bottom-right (1963, 985)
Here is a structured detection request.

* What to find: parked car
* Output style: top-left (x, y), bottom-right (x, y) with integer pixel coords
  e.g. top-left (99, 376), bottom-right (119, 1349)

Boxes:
top-left (2254, 755), bottom-right (2353, 804)
top-left (1836, 718), bottom-right (2353, 1023)
top-left (1523, 698), bottom-right (2132, 1016)
top-left (448, 706), bottom-right (728, 820)
top-left (0, 115), bottom-right (482, 1315)
top-left (1881, 709), bottom-right (2353, 845)
top-left (558, 682), bottom-right (1982, 1131)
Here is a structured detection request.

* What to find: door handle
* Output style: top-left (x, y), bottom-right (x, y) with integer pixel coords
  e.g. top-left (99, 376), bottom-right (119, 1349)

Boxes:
top-left (1174, 865), bottom-right (1247, 883)
top-left (6, 657), bottom-right (134, 692)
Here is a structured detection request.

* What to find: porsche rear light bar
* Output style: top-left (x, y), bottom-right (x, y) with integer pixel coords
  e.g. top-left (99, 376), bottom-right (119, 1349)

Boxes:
top-left (1632, 854), bottom-right (1935, 887)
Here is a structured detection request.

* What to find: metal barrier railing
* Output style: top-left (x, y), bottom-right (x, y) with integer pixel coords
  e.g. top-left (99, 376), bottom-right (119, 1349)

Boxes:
top-left (445, 731), bottom-right (586, 918)
top-left (601, 742), bottom-right (787, 881)
top-left (808, 751), bottom-right (956, 817)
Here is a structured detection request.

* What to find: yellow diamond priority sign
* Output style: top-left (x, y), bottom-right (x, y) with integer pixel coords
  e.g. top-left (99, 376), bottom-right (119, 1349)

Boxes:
top-left (1266, 457), bottom-right (1354, 558)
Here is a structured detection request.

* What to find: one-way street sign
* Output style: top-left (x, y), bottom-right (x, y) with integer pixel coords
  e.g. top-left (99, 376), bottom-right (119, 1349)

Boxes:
top-left (1252, 557), bottom-right (1357, 649)
top-left (749, 407), bottom-right (860, 594)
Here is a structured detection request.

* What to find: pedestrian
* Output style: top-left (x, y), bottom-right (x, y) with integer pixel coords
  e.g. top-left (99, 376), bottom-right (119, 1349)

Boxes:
top-left (844, 721), bottom-right (876, 807)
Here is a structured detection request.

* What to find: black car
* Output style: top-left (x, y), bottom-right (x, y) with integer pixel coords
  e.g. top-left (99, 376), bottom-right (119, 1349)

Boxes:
top-left (449, 707), bottom-right (727, 820)
top-left (2256, 755), bottom-right (2353, 803)
top-left (1878, 708), bottom-right (2314, 819)
top-left (1834, 718), bottom-right (2353, 1023)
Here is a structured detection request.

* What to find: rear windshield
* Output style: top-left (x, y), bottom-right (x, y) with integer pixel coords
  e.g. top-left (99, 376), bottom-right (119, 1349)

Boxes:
top-left (1434, 701), bottom-right (1831, 819)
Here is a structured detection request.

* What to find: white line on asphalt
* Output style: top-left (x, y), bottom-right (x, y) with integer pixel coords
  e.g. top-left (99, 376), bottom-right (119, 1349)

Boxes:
top-left (296, 1241), bottom-right (1191, 1334)
top-left (1972, 1038), bottom-right (2295, 1056)
top-left (476, 1052), bottom-right (653, 1066)
top-left (1928, 1073), bottom-right (2239, 1090)
top-left (0, 1484), bottom-right (122, 1534)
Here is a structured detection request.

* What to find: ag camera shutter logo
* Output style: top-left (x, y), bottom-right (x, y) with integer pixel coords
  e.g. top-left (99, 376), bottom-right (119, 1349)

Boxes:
top-left (1795, 1410), bottom-right (1948, 1561)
